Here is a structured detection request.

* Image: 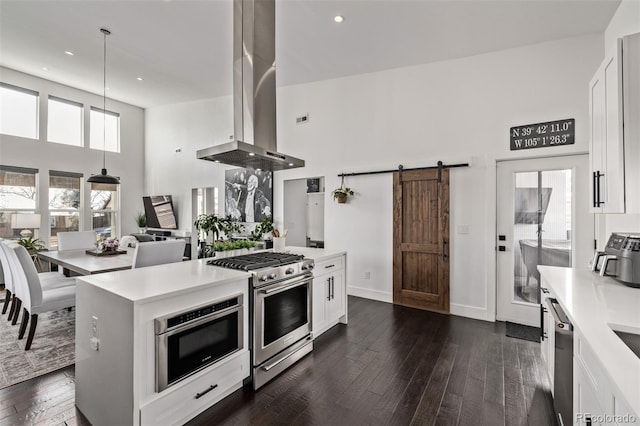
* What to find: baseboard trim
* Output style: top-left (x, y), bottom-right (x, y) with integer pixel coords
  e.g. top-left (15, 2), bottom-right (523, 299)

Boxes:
top-left (450, 303), bottom-right (492, 322)
top-left (346, 288), bottom-right (492, 322)
top-left (347, 286), bottom-right (392, 303)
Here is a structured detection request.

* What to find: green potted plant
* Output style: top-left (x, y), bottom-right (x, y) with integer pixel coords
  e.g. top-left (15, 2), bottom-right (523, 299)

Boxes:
top-left (17, 236), bottom-right (45, 253)
top-left (134, 211), bottom-right (147, 233)
top-left (249, 216), bottom-right (274, 241)
top-left (194, 214), bottom-right (222, 242)
top-left (209, 239), bottom-right (257, 258)
top-left (332, 186), bottom-right (354, 203)
top-left (219, 215), bottom-right (245, 240)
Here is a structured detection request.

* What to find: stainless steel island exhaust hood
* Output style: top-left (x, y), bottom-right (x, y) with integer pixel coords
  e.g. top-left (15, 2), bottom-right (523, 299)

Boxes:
top-left (197, 0), bottom-right (305, 171)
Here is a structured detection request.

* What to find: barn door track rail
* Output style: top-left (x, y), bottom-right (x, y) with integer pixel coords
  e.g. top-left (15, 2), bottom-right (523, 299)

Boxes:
top-left (337, 161), bottom-right (469, 183)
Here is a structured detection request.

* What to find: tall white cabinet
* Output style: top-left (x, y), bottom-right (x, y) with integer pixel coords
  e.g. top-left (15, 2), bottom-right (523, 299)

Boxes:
top-left (589, 32), bottom-right (640, 213)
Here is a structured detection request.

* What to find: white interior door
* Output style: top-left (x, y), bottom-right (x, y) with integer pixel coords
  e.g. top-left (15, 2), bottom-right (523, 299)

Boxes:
top-left (497, 155), bottom-right (592, 326)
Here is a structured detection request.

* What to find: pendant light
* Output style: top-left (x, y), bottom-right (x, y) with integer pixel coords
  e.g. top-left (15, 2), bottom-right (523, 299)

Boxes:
top-left (87, 28), bottom-right (120, 185)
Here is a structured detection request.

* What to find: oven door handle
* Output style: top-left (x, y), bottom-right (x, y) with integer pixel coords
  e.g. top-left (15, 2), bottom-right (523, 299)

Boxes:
top-left (158, 305), bottom-right (243, 336)
top-left (260, 276), bottom-right (311, 295)
top-left (262, 336), bottom-right (313, 371)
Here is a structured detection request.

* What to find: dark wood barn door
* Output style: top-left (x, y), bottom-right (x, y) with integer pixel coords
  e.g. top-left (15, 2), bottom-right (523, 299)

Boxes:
top-left (393, 169), bottom-right (450, 313)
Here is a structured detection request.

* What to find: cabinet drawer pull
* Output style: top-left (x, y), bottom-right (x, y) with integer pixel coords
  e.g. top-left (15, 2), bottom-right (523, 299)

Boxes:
top-left (195, 384), bottom-right (218, 399)
top-left (327, 278), bottom-right (331, 301)
top-left (330, 276), bottom-right (334, 300)
top-left (325, 264), bottom-right (335, 269)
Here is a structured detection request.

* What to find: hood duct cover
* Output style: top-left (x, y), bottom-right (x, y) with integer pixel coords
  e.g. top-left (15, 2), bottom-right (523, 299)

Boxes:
top-left (197, 0), bottom-right (305, 171)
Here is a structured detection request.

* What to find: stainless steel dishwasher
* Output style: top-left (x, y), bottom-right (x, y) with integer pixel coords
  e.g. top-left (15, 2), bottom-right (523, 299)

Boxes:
top-left (547, 298), bottom-right (573, 426)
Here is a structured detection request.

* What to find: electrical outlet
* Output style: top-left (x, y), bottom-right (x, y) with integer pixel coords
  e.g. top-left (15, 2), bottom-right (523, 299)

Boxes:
top-left (364, 271), bottom-right (371, 280)
top-left (457, 225), bottom-right (470, 234)
top-left (296, 113), bottom-right (310, 124)
top-left (92, 315), bottom-right (98, 337)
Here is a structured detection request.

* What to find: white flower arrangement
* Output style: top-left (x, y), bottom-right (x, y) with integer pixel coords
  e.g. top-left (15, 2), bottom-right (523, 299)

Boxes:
top-left (97, 236), bottom-right (120, 252)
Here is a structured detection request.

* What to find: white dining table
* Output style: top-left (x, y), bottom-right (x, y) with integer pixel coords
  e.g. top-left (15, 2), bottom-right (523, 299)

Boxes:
top-left (38, 249), bottom-right (135, 276)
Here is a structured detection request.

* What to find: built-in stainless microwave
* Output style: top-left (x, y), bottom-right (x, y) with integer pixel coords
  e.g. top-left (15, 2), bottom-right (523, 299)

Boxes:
top-left (154, 294), bottom-right (243, 392)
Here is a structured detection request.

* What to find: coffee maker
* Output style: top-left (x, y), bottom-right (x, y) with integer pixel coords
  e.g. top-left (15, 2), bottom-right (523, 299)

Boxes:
top-left (592, 233), bottom-right (640, 288)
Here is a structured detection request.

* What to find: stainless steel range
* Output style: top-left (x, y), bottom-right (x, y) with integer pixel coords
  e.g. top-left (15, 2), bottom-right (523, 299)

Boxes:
top-left (208, 252), bottom-right (315, 389)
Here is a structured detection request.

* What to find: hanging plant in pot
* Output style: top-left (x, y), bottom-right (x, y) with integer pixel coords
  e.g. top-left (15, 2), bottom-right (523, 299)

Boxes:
top-left (332, 176), bottom-right (354, 203)
top-left (332, 187), bottom-right (354, 203)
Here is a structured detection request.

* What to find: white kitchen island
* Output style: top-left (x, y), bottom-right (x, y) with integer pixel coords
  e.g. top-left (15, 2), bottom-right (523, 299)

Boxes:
top-left (538, 266), bottom-right (640, 425)
top-left (75, 259), bottom-right (251, 426)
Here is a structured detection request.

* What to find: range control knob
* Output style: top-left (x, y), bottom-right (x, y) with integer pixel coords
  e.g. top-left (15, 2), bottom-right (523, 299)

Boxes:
top-left (302, 263), bottom-right (315, 270)
top-left (285, 267), bottom-right (295, 275)
top-left (268, 273), bottom-right (277, 280)
top-left (259, 275), bottom-right (269, 282)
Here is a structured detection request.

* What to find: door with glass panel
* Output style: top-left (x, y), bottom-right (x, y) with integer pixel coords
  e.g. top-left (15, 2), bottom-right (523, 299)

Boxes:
top-left (497, 155), bottom-right (592, 326)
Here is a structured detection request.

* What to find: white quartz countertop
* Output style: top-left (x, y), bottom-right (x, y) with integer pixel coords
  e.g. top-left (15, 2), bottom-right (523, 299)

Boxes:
top-left (538, 266), bottom-right (640, 412)
top-left (284, 246), bottom-right (346, 262)
top-left (77, 259), bottom-right (251, 304)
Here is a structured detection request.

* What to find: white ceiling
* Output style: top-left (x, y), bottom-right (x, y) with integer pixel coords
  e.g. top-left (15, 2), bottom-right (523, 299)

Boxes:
top-left (0, 0), bottom-right (621, 109)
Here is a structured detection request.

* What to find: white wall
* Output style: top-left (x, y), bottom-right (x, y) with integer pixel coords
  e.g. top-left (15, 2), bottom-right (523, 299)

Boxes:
top-left (604, 0), bottom-right (640, 54)
top-left (0, 67), bottom-right (145, 242)
top-left (273, 34), bottom-right (602, 321)
top-left (146, 34), bottom-right (602, 322)
top-left (283, 179), bottom-right (308, 247)
top-left (144, 96), bottom-right (234, 236)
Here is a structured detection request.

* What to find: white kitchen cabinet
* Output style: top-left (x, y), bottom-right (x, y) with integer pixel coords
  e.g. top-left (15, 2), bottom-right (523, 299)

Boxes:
top-left (574, 327), bottom-right (640, 426)
top-left (575, 357), bottom-right (606, 426)
top-left (589, 32), bottom-right (640, 213)
top-left (312, 253), bottom-right (346, 337)
top-left (589, 40), bottom-right (625, 213)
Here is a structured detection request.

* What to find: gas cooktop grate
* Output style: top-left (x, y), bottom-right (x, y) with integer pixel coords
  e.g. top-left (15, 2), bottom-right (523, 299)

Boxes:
top-left (207, 252), bottom-right (305, 271)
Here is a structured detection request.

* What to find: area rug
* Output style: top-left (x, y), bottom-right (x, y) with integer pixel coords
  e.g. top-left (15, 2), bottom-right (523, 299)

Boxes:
top-left (506, 321), bottom-right (540, 343)
top-left (0, 307), bottom-right (75, 389)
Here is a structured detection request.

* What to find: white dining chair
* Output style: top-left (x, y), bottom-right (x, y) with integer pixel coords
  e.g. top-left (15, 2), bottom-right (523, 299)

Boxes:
top-left (132, 239), bottom-right (186, 269)
top-left (57, 231), bottom-right (98, 251)
top-left (2, 241), bottom-right (76, 326)
top-left (8, 243), bottom-right (76, 350)
top-left (0, 239), bottom-right (17, 321)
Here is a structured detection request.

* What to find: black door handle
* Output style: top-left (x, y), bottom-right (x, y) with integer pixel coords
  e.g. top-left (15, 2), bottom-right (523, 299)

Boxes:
top-left (596, 171), bottom-right (604, 207)
top-left (592, 171), bottom-right (597, 208)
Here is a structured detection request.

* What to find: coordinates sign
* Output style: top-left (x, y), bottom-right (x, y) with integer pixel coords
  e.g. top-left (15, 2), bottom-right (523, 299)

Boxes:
top-left (510, 119), bottom-right (575, 151)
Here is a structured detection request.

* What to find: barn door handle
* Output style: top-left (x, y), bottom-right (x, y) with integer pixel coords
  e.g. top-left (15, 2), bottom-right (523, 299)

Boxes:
top-left (442, 239), bottom-right (447, 260)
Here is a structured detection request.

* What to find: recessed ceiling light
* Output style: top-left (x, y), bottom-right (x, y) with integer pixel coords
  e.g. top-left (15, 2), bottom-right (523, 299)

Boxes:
top-left (136, 76), bottom-right (143, 81)
top-left (64, 50), bottom-right (74, 56)
top-left (42, 67), bottom-right (49, 71)
top-left (248, 152), bottom-right (255, 156)
top-left (214, 160), bottom-right (220, 163)
top-left (288, 163), bottom-right (294, 167)
top-left (334, 15), bottom-right (344, 23)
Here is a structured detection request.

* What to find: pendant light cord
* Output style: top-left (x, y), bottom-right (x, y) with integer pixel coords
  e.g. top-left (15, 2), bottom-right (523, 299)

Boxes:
top-left (101, 28), bottom-right (110, 171)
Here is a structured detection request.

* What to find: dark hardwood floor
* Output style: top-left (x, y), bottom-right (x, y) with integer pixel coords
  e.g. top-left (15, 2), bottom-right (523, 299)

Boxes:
top-left (0, 296), bottom-right (556, 426)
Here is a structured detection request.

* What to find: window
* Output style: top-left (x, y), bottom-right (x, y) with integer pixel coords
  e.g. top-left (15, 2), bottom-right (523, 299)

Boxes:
top-left (0, 83), bottom-right (38, 139)
top-left (49, 171), bottom-right (82, 247)
top-left (48, 96), bottom-right (83, 146)
top-left (90, 107), bottom-right (120, 152)
top-left (0, 165), bottom-right (38, 238)
top-left (91, 182), bottom-right (118, 238)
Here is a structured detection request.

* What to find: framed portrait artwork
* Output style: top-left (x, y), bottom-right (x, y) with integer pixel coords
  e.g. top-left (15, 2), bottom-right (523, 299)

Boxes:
top-left (225, 168), bottom-right (273, 223)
